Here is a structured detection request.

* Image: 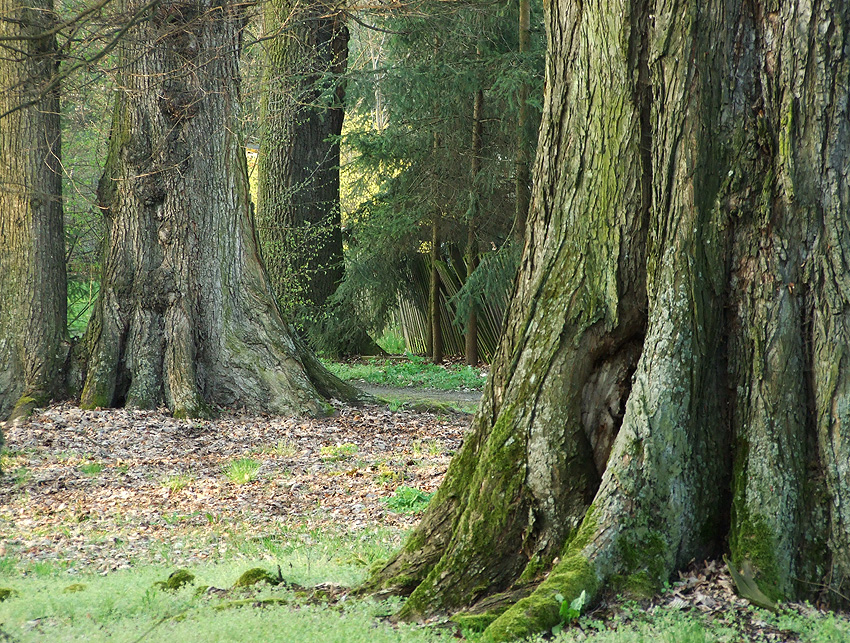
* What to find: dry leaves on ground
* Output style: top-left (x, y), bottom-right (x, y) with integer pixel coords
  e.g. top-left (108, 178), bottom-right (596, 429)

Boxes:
top-left (0, 402), bottom-right (468, 573)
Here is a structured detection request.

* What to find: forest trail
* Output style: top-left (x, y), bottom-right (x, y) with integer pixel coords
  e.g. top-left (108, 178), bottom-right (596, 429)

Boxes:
top-left (355, 383), bottom-right (481, 413)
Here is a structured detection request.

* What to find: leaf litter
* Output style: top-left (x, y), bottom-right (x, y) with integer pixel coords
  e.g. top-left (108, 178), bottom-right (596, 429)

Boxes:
top-left (0, 402), bottom-right (467, 573)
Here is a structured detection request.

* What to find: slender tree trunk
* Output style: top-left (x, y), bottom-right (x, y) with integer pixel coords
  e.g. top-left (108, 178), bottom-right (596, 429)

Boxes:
top-left (513, 0), bottom-right (532, 242)
top-left (80, 0), bottom-right (359, 418)
top-left (465, 87), bottom-right (483, 366)
top-left (365, 1), bottom-right (850, 639)
top-left (256, 0), bottom-right (347, 318)
top-left (429, 214), bottom-right (443, 364)
top-left (0, 0), bottom-right (68, 423)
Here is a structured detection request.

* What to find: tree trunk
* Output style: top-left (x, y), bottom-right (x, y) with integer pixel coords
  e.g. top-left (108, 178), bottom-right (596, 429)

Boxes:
top-left (0, 0), bottom-right (68, 423)
top-left (256, 0), bottom-right (347, 319)
top-left (365, 0), bottom-right (850, 639)
top-left (429, 214), bottom-right (443, 365)
top-left (465, 87), bottom-right (483, 367)
top-left (80, 0), bottom-right (359, 418)
top-left (513, 0), bottom-right (532, 242)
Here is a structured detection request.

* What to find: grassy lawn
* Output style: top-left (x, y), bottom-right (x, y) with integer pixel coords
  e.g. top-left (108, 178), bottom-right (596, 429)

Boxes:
top-left (2, 527), bottom-right (847, 643)
top-left (322, 354), bottom-right (487, 391)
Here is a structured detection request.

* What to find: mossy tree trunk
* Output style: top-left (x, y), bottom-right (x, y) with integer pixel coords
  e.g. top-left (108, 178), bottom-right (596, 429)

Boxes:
top-left (365, 0), bottom-right (850, 639)
top-left (0, 0), bottom-right (68, 423)
top-left (255, 0), bottom-right (347, 324)
top-left (80, 0), bottom-right (359, 418)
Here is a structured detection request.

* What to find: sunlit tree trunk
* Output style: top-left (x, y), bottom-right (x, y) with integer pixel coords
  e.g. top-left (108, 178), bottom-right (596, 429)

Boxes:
top-left (0, 0), bottom-right (68, 423)
top-left (256, 0), bottom-right (347, 319)
top-left (365, 1), bottom-right (850, 639)
top-left (80, 0), bottom-right (358, 418)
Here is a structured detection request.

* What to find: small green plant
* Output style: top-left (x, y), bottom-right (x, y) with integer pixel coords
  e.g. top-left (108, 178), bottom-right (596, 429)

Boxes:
top-left (552, 589), bottom-right (587, 635)
top-left (320, 443), bottom-right (358, 462)
top-left (374, 464), bottom-right (403, 485)
top-left (161, 473), bottom-right (194, 492)
top-left (255, 439), bottom-right (297, 458)
top-left (412, 440), bottom-right (442, 457)
top-left (222, 458), bottom-right (262, 484)
top-left (79, 462), bottom-right (104, 476)
top-left (383, 486), bottom-right (433, 513)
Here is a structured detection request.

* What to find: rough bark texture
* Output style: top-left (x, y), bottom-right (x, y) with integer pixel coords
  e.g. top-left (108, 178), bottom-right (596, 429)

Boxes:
top-left (80, 0), bottom-right (359, 418)
top-left (365, 0), bottom-right (850, 639)
top-left (0, 0), bottom-right (68, 423)
top-left (255, 0), bottom-right (347, 317)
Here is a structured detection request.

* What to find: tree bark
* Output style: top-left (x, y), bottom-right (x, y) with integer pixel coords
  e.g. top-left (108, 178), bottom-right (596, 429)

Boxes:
top-left (0, 0), bottom-right (68, 423)
top-left (365, 0), bottom-right (850, 638)
top-left (429, 214), bottom-right (443, 364)
top-left (513, 0), bottom-right (532, 242)
top-left (256, 0), bottom-right (347, 319)
top-left (465, 87), bottom-right (483, 367)
top-left (80, 0), bottom-right (359, 418)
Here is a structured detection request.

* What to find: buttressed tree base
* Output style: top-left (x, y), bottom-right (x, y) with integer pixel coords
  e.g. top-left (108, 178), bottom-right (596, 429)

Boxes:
top-left (364, 1), bottom-right (850, 640)
top-left (79, 0), bottom-right (359, 418)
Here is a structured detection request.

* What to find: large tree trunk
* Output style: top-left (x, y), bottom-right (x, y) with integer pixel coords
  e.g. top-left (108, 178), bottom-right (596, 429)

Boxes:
top-left (80, 0), bottom-right (359, 418)
top-left (255, 0), bottom-right (347, 319)
top-left (0, 0), bottom-right (68, 423)
top-left (365, 0), bottom-right (850, 639)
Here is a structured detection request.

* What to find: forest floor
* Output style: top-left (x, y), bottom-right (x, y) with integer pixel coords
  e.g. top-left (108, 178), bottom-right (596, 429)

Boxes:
top-left (0, 401), bottom-right (467, 572)
top-left (1, 398), bottom-right (848, 642)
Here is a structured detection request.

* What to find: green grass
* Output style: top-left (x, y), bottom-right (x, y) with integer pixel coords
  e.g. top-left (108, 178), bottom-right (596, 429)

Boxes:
top-left (222, 458), bottom-right (263, 484)
top-left (0, 525), bottom-right (847, 643)
top-left (79, 461), bottom-right (104, 476)
top-left (383, 486), bottom-right (433, 514)
top-left (161, 473), bottom-right (195, 492)
top-left (320, 443), bottom-right (358, 462)
top-left (375, 327), bottom-right (407, 354)
top-left (322, 354), bottom-right (487, 391)
top-left (0, 526), bottom-right (455, 643)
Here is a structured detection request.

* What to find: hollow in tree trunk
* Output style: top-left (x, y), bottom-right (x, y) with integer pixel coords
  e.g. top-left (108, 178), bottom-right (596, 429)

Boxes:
top-left (0, 0), bottom-right (68, 424)
top-left (364, 1), bottom-right (850, 639)
top-left (80, 0), bottom-right (359, 418)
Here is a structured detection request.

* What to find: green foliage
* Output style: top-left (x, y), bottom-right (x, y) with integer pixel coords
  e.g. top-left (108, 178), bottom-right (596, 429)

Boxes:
top-left (320, 443), bottom-right (358, 462)
top-left (222, 458), bottom-right (262, 484)
top-left (154, 569), bottom-right (196, 592)
top-left (552, 590), bottom-right (587, 634)
top-left (78, 461), bottom-right (103, 476)
top-left (322, 355), bottom-right (487, 391)
top-left (335, 0), bottom-right (546, 352)
top-left (383, 486), bottom-right (433, 513)
top-left (161, 473), bottom-right (195, 492)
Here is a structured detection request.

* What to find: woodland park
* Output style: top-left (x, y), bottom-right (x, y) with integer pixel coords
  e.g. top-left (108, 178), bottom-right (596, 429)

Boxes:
top-left (2, 0), bottom-right (850, 641)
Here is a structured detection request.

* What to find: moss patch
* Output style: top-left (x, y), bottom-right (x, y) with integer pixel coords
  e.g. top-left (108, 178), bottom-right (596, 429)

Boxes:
top-left (484, 554), bottom-right (598, 642)
top-left (233, 567), bottom-right (281, 588)
top-left (154, 569), bottom-right (195, 591)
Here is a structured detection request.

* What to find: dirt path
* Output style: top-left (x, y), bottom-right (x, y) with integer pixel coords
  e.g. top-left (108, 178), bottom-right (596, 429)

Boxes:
top-left (355, 383), bottom-right (482, 413)
top-left (0, 403), bottom-right (469, 572)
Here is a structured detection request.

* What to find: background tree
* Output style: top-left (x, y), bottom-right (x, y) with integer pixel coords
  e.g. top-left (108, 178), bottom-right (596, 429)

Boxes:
top-left (340, 0), bottom-right (545, 360)
top-left (0, 0), bottom-right (68, 422)
top-left (256, 0), bottom-right (367, 354)
top-left (364, 0), bottom-right (850, 639)
top-left (79, 0), bottom-right (359, 417)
